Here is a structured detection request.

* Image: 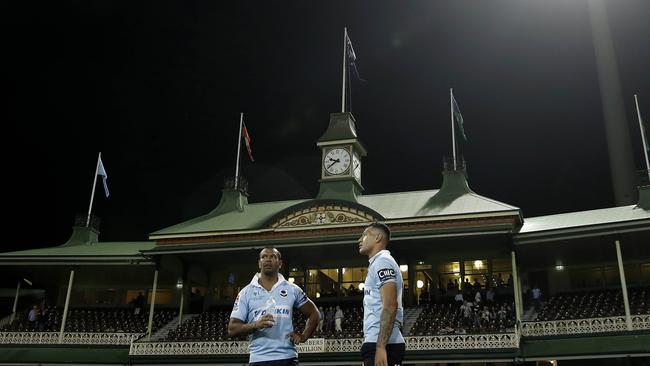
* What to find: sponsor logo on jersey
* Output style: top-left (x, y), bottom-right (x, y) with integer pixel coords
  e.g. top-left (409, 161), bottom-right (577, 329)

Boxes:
top-left (377, 268), bottom-right (396, 282)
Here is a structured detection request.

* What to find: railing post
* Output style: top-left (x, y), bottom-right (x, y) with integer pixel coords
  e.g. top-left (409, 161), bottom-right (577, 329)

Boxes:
top-left (510, 251), bottom-right (522, 327)
top-left (10, 281), bottom-right (21, 324)
top-left (615, 240), bottom-right (633, 331)
top-left (146, 269), bottom-right (159, 341)
top-left (59, 269), bottom-right (75, 343)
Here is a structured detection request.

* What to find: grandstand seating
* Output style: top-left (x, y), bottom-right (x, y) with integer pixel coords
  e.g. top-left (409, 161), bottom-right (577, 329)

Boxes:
top-left (409, 301), bottom-right (516, 336)
top-left (1, 307), bottom-right (177, 333)
top-left (4, 287), bottom-right (648, 339)
top-left (535, 286), bottom-right (650, 321)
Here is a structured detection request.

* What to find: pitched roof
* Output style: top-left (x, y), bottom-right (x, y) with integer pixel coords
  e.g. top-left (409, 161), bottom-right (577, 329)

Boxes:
top-left (515, 204), bottom-right (650, 244)
top-left (150, 170), bottom-right (521, 239)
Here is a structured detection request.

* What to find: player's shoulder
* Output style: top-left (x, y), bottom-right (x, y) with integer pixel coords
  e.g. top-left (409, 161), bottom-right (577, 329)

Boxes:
top-left (237, 284), bottom-right (254, 298)
top-left (284, 282), bottom-right (306, 295)
top-left (373, 252), bottom-right (399, 269)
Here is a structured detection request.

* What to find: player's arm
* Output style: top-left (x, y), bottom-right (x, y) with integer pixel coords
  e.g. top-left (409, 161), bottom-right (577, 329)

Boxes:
top-left (288, 298), bottom-right (320, 345)
top-left (228, 316), bottom-right (274, 337)
top-left (375, 282), bottom-right (398, 366)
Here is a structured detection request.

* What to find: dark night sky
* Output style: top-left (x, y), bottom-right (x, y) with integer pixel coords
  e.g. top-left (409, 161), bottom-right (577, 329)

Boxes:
top-left (2, 1), bottom-right (649, 252)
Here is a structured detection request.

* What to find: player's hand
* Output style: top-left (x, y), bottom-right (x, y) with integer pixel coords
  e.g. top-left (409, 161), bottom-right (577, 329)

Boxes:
top-left (374, 346), bottom-right (388, 366)
top-left (253, 314), bottom-right (275, 329)
top-left (287, 331), bottom-right (307, 345)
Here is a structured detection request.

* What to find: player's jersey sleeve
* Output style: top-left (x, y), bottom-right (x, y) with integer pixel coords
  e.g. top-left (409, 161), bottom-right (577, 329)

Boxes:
top-left (373, 257), bottom-right (399, 288)
top-left (292, 284), bottom-right (308, 309)
top-left (230, 286), bottom-right (249, 322)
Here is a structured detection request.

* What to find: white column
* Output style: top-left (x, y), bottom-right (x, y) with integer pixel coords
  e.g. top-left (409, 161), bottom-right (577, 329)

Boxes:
top-left (178, 284), bottom-right (185, 325)
top-left (615, 240), bottom-right (633, 331)
top-left (10, 281), bottom-right (21, 324)
top-left (146, 269), bottom-right (159, 341)
top-left (510, 251), bottom-right (522, 326)
top-left (59, 270), bottom-right (75, 343)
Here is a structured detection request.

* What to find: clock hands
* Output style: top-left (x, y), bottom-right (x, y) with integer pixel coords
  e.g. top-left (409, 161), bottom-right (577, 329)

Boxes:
top-left (326, 158), bottom-right (340, 169)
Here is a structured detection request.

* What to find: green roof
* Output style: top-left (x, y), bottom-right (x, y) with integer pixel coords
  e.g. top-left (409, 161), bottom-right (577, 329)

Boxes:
top-left (150, 170), bottom-right (521, 238)
top-left (517, 205), bottom-right (650, 234)
top-left (0, 241), bottom-right (155, 258)
top-left (514, 204), bottom-right (650, 244)
top-left (0, 227), bottom-right (155, 262)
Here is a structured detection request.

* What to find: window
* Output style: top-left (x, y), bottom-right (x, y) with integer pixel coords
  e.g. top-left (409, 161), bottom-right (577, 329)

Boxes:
top-left (604, 266), bottom-right (620, 286)
top-left (570, 268), bottom-right (602, 288)
top-left (341, 267), bottom-right (367, 296)
top-left (464, 259), bottom-right (488, 289)
top-left (307, 268), bottom-right (340, 298)
top-left (437, 261), bottom-right (461, 291)
top-left (491, 258), bottom-right (512, 288)
top-left (641, 263), bottom-right (650, 285)
top-left (147, 289), bottom-right (172, 305)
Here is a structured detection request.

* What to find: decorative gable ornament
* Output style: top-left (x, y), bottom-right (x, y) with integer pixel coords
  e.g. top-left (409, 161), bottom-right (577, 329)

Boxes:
top-left (268, 201), bottom-right (382, 229)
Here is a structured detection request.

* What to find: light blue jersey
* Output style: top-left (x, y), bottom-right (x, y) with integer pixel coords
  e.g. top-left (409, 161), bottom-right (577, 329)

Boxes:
top-left (231, 273), bottom-right (308, 363)
top-left (363, 250), bottom-right (404, 344)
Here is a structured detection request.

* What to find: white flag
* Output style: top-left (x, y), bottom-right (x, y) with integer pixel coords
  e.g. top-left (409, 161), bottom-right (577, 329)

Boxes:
top-left (97, 157), bottom-right (110, 197)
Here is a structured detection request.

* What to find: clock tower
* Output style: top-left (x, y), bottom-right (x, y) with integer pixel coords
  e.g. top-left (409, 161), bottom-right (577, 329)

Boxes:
top-left (316, 112), bottom-right (366, 202)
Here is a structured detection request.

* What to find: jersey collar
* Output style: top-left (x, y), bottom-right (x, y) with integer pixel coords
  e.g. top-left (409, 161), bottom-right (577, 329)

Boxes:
top-left (368, 249), bottom-right (390, 265)
top-left (250, 272), bottom-right (287, 292)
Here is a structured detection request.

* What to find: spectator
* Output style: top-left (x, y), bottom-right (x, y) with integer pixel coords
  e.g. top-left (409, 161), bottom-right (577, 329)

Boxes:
top-left (498, 305), bottom-right (507, 321)
top-left (419, 289), bottom-right (430, 305)
top-left (532, 285), bottom-right (542, 311)
top-left (334, 306), bottom-right (344, 332)
top-left (28, 305), bottom-right (39, 330)
top-left (474, 290), bottom-right (482, 305)
top-left (446, 279), bottom-right (456, 291)
top-left (131, 292), bottom-right (145, 315)
top-left (472, 278), bottom-right (481, 290)
top-left (454, 292), bottom-right (464, 304)
top-left (190, 289), bottom-right (204, 314)
top-left (325, 307), bottom-right (335, 331)
top-left (486, 287), bottom-right (495, 304)
top-left (463, 278), bottom-right (471, 291)
top-left (496, 273), bottom-right (504, 288)
top-left (347, 284), bottom-right (358, 296)
top-left (507, 274), bottom-right (513, 288)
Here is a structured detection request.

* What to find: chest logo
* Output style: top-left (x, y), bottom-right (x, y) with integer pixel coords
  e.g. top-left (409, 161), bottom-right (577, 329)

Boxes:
top-left (280, 289), bottom-right (288, 297)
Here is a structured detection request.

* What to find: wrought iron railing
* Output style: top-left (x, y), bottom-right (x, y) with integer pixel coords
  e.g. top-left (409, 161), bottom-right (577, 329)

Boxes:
top-left (128, 334), bottom-right (519, 356)
top-left (0, 331), bottom-right (142, 345)
top-left (520, 314), bottom-right (650, 337)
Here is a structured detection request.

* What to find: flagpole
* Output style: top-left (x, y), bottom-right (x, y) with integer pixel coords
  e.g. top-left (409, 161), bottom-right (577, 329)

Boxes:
top-left (341, 27), bottom-right (348, 113)
top-left (234, 113), bottom-right (244, 190)
top-left (450, 88), bottom-right (457, 170)
top-left (635, 94), bottom-right (650, 181)
top-left (86, 152), bottom-right (102, 227)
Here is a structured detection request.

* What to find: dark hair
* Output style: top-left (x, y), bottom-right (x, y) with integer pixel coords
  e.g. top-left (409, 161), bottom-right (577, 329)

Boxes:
top-left (259, 247), bottom-right (282, 260)
top-left (368, 222), bottom-right (391, 242)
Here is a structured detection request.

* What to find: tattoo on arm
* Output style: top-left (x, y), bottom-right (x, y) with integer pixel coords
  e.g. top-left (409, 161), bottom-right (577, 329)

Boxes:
top-left (377, 307), bottom-right (396, 348)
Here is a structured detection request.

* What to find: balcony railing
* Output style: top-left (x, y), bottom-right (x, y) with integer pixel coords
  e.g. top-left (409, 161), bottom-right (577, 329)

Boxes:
top-left (0, 331), bottom-right (142, 345)
top-left (128, 333), bottom-right (520, 356)
top-left (520, 314), bottom-right (650, 337)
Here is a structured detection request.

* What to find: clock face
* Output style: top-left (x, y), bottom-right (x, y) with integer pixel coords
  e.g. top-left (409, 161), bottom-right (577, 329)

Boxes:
top-left (323, 148), bottom-right (351, 175)
top-left (352, 154), bottom-right (361, 181)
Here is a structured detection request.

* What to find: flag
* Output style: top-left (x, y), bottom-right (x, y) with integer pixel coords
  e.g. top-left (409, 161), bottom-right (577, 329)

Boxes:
top-left (242, 123), bottom-right (254, 162)
top-left (346, 33), bottom-right (365, 82)
top-left (452, 94), bottom-right (467, 141)
top-left (97, 156), bottom-right (110, 197)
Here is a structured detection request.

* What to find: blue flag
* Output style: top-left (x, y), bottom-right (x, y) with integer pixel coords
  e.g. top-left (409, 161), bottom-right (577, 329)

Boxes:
top-left (97, 156), bottom-right (110, 197)
top-left (346, 33), bottom-right (365, 82)
top-left (452, 95), bottom-right (467, 141)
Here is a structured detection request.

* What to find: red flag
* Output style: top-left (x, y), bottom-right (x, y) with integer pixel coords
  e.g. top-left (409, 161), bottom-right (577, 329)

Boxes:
top-left (242, 123), bottom-right (254, 162)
